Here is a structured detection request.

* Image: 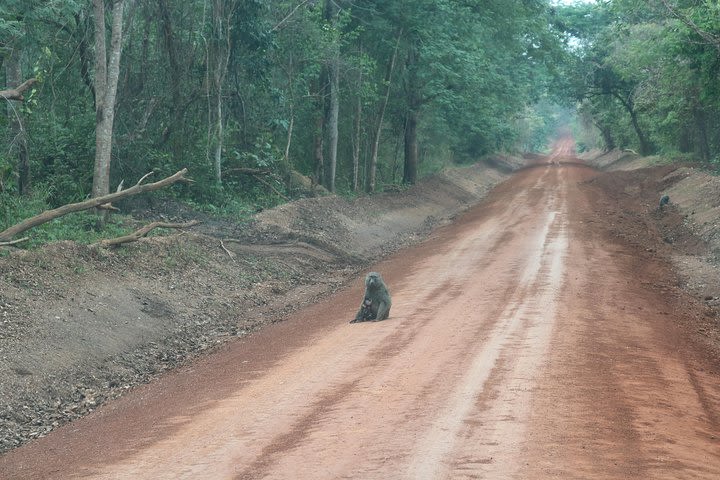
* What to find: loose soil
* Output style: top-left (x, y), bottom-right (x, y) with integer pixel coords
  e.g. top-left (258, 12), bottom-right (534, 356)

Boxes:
top-left (2, 139), bottom-right (720, 479)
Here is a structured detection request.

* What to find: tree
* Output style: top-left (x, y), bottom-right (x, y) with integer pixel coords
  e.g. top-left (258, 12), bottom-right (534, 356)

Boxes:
top-left (92, 0), bottom-right (126, 205)
top-left (4, 50), bottom-right (31, 195)
top-left (321, 0), bottom-right (341, 193)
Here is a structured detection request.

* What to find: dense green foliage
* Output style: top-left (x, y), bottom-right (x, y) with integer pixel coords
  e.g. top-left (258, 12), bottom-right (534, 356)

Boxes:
top-left (13, 1), bottom-right (720, 243)
top-left (557, 0), bottom-right (720, 160)
top-left (1, 0), bottom-right (564, 236)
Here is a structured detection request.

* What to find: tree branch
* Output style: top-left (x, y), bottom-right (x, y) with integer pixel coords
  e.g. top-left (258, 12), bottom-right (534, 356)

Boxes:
top-left (95, 220), bottom-right (200, 247)
top-left (0, 78), bottom-right (38, 101)
top-left (659, 0), bottom-right (720, 54)
top-left (0, 169), bottom-right (192, 242)
top-left (0, 237), bottom-right (29, 247)
top-left (271, 0), bottom-right (310, 32)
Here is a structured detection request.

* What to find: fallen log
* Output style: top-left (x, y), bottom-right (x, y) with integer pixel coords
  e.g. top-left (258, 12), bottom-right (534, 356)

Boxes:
top-left (95, 220), bottom-right (200, 247)
top-left (0, 168), bottom-right (192, 242)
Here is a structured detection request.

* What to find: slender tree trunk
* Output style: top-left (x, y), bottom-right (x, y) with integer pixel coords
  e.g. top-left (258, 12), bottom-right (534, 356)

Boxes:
top-left (367, 29), bottom-right (402, 193)
top-left (211, 0), bottom-right (234, 185)
top-left (353, 93), bottom-right (362, 192)
top-left (693, 106), bottom-right (710, 161)
top-left (403, 108), bottom-right (418, 184)
top-left (214, 83), bottom-right (223, 183)
top-left (324, 60), bottom-right (340, 192)
top-left (5, 49), bottom-right (30, 195)
top-left (392, 125), bottom-right (402, 183)
top-left (158, 0), bottom-right (183, 156)
top-left (313, 111), bottom-right (324, 187)
top-left (313, 68), bottom-right (326, 186)
top-left (351, 42), bottom-right (362, 192)
top-left (403, 44), bottom-right (420, 185)
top-left (628, 109), bottom-right (651, 156)
top-left (202, 0), bottom-right (235, 185)
top-left (92, 0), bottom-right (126, 204)
top-left (323, 0), bottom-right (340, 193)
top-left (594, 121), bottom-right (615, 151)
top-left (613, 92), bottom-right (651, 155)
top-left (75, 12), bottom-right (95, 102)
top-left (285, 109), bottom-right (294, 165)
top-left (284, 54), bottom-right (295, 169)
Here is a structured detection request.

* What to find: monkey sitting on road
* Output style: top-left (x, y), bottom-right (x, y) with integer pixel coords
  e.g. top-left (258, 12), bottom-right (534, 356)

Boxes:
top-left (356, 297), bottom-right (375, 321)
top-left (659, 194), bottom-right (670, 211)
top-left (350, 272), bottom-right (392, 323)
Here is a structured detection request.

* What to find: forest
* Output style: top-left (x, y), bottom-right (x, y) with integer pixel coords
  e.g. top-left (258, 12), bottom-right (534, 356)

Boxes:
top-left (2, 0), bottom-right (720, 245)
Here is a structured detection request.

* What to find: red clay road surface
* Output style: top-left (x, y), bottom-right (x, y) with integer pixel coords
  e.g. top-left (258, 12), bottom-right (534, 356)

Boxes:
top-left (2, 139), bottom-right (720, 479)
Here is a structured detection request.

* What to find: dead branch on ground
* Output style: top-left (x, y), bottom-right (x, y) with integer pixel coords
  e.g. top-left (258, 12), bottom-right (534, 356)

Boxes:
top-left (95, 220), bottom-right (200, 247)
top-left (0, 168), bottom-right (192, 242)
top-left (0, 237), bottom-right (29, 247)
top-left (220, 239), bottom-right (236, 262)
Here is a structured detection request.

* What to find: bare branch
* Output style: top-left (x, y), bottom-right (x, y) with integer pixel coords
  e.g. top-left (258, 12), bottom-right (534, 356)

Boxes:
top-left (0, 169), bottom-right (192, 242)
top-left (0, 78), bottom-right (38, 101)
top-left (271, 0), bottom-right (310, 32)
top-left (95, 220), bottom-right (200, 248)
top-left (0, 237), bottom-right (29, 247)
top-left (223, 167), bottom-right (272, 176)
top-left (220, 239), bottom-right (236, 262)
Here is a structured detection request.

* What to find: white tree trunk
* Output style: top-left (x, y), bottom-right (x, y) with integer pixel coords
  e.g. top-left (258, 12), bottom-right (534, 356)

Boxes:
top-left (5, 48), bottom-right (30, 195)
top-left (92, 0), bottom-right (125, 200)
top-left (367, 29), bottom-right (402, 193)
top-left (326, 58), bottom-right (339, 193)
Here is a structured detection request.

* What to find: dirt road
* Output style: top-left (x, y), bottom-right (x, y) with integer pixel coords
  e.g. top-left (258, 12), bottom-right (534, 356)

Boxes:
top-left (2, 140), bottom-right (719, 479)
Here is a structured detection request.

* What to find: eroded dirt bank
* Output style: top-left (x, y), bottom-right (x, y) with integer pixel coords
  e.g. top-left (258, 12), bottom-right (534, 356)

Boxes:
top-left (1, 140), bottom-right (719, 479)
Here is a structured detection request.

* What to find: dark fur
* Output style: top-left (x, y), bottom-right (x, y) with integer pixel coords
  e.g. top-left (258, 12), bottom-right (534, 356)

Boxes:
top-left (659, 194), bottom-right (670, 210)
top-left (351, 272), bottom-right (392, 323)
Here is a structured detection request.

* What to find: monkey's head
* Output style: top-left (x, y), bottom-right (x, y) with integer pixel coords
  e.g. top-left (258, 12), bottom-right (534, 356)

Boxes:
top-left (365, 272), bottom-right (384, 290)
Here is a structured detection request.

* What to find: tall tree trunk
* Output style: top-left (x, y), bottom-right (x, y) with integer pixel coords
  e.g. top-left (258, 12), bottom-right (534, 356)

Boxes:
top-left (594, 121), bottom-right (615, 151)
top-left (75, 11), bottom-right (95, 103)
top-left (92, 0), bottom-right (126, 205)
top-left (351, 42), bottom-right (362, 192)
top-left (312, 75), bottom-right (325, 186)
top-left (403, 44), bottom-right (420, 185)
top-left (322, 0), bottom-right (340, 193)
top-left (284, 54), bottom-right (295, 170)
top-left (352, 92), bottom-right (362, 192)
top-left (214, 84), bottom-right (223, 183)
top-left (202, 0), bottom-right (235, 185)
top-left (367, 29), bottom-right (402, 193)
top-left (693, 106), bottom-right (710, 162)
top-left (5, 49), bottom-right (30, 196)
top-left (403, 108), bottom-right (418, 184)
top-left (211, 0), bottom-right (234, 185)
top-left (613, 92), bottom-right (651, 155)
top-left (158, 0), bottom-right (183, 156)
top-left (285, 108), bottom-right (294, 166)
top-left (325, 61), bottom-right (339, 193)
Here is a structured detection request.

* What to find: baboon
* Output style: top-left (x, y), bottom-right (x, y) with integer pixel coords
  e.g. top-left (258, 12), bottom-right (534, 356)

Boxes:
top-left (351, 272), bottom-right (392, 323)
top-left (659, 194), bottom-right (670, 210)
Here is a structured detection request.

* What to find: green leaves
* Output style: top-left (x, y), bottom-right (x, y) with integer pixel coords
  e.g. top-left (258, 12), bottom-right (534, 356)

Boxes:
top-left (558, 0), bottom-right (720, 159)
